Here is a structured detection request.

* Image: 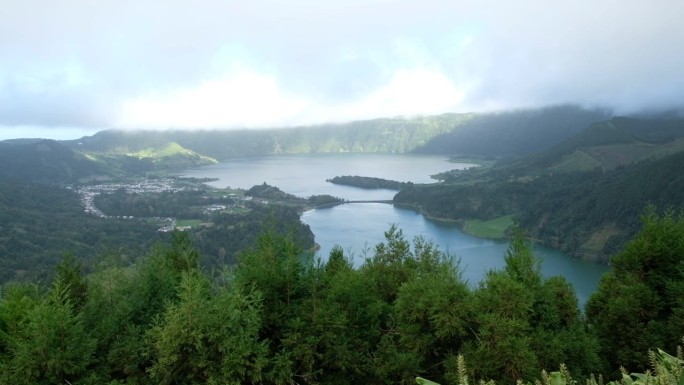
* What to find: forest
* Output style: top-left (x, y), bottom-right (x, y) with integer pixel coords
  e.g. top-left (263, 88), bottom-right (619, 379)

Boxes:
top-left (0, 179), bottom-right (315, 283)
top-left (327, 175), bottom-right (413, 190)
top-left (2, 108), bottom-right (684, 384)
top-left (395, 117), bottom-right (684, 263)
top-left (0, 210), bottom-right (682, 384)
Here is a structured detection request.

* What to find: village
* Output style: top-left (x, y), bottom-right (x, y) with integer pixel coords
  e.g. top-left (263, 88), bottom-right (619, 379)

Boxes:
top-left (74, 179), bottom-right (187, 219)
top-left (73, 178), bottom-right (252, 232)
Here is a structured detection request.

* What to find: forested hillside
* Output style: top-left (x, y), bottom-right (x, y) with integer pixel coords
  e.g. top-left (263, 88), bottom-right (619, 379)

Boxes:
top-left (499, 116), bottom-right (684, 176)
top-left (0, 139), bottom-right (210, 183)
top-left (1, 213), bottom-right (682, 384)
top-left (1, 106), bottom-right (610, 183)
top-left (413, 105), bottom-right (610, 157)
top-left (68, 105), bottom-right (608, 160)
top-left (0, 140), bottom-right (109, 183)
top-left (0, 179), bottom-right (314, 283)
top-left (395, 116), bottom-right (684, 262)
top-left (0, 180), bottom-right (160, 282)
top-left (70, 114), bottom-right (471, 158)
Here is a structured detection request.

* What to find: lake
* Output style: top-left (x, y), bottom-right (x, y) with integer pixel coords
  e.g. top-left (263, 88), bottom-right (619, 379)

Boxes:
top-left (182, 153), bottom-right (608, 306)
top-left (183, 153), bottom-right (472, 200)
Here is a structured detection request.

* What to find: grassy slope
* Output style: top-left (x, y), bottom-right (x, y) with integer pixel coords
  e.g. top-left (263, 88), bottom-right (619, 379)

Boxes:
top-left (463, 215), bottom-right (514, 238)
top-left (503, 117), bottom-right (684, 177)
top-left (126, 142), bottom-right (218, 166)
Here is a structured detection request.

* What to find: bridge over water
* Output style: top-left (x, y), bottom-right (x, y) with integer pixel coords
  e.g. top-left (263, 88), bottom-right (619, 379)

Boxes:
top-left (344, 200), bottom-right (393, 204)
top-left (313, 199), bottom-right (394, 209)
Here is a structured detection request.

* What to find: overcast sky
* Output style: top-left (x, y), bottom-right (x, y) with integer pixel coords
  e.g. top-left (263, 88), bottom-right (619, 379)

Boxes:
top-left (1, 0), bottom-right (683, 139)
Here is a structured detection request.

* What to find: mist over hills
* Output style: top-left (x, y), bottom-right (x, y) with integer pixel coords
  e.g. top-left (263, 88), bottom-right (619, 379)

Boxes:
top-left (70, 105), bottom-right (609, 160)
top-left (497, 116), bottom-right (684, 177)
top-left (0, 140), bottom-right (108, 184)
top-left (413, 105), bottom-right (610, 156)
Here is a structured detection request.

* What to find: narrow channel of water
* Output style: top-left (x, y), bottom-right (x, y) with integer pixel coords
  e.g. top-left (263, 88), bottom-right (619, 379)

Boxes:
top-left (301, 202), bottom-right (607, 306)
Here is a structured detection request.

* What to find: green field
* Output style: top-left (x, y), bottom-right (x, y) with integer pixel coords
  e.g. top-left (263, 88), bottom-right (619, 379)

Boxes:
top-left (463, 215), bottom-right (514, 238)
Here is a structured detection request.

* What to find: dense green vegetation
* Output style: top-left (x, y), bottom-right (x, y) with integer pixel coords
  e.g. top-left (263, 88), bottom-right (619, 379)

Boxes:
top-left (0, 139), bottom-right (216, 184)
top-left (417, 345), bottom-right (684, 385)
top-left (327, 175), bottom-right (413, 190)
top-left (396, 116), bottom-right (684, 262)
top-left (0, 140), bottom-right (117, 184)
top-left (498, 117), bottom-right (684, 176)
top-left (4, 107), bottom-right (684, 384)
top-left (190, 203), bottom-right (315, 267)
top-left (413, 105), bottom-right (609, 157)
top-left (0, 179), bottom-right (314, 284)
top-left (245, 183), bottom-right (343, 207)
top-left (0, 179), bottom-right (161, 283)
top-left (1, 212), bottom-right (682, 384)
top-left (586, 209), bottom-right (684, 373)
top-left (124, 141), bottom-right (218, 168)
top-left (0, 139), bottom-right (205, 183)
top-left (63, 105), bottom-right (607, 162)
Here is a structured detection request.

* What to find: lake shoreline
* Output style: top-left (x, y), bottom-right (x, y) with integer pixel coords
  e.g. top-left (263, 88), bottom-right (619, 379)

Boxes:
top-left (309, 199), bottom-right (511, 240)
top-left (389, 201), bottom-right (511, 240)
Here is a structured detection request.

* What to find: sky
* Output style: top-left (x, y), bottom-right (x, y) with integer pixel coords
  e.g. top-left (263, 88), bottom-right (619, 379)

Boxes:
top-left (1, 0), bottom-right (684, 140)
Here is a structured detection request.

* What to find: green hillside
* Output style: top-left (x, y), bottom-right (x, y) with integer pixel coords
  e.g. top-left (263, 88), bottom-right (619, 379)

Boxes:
top-left (73, 113), bottom-right (472, 159)
top-left (395, 116), bottom-right (684, 263)
top-left (501, 117), bottom-right (684, 177)
top-left (0, 140), bottom-right (109, 183)
top-left (71, 106), bottom-right (609, 160)
top-left (0, 139), bottom-right (218, 183)
top-left (0, 180), bottom-right (161, 282)
top-left (518, 148), bottom-right (684, 259)
top-left (413, 105), bottom-right (610, 156)
top-left (125, 142), bottom-right (218, 168)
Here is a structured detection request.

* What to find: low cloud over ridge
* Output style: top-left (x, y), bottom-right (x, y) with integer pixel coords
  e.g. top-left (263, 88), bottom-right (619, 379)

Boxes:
top-left (1, 0), bottom-right (683, 136)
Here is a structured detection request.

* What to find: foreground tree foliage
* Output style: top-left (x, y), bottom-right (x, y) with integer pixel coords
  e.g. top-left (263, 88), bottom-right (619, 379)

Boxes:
top-left (0, 280), bottom-right (95, 385)
top-left (147, 272), bottom-right (268, 384)
top-left (587, 208), bottom-right (684, 374)
top-left (460, 232), bottom-right (599, 382)
top-left (0, 212), bottom-right (682, 384)
top-left (417, 340), bottom-right (684, 385)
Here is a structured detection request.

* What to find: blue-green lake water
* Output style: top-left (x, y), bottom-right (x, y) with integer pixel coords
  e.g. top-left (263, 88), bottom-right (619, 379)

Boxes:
top-left (182, 154), bottom-right (608, 306)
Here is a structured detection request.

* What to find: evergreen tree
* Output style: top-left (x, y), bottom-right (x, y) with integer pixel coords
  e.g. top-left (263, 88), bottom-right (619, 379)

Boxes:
top-left (80, 234), bottom-right (190, 383)
top-left (55, 253), bottom-right (88, 309)
top-left (462, 232), bottom-right (598, 383)
top-left (1, 280), bottom-right (95, 385)
top-left (587, 209), bottom-right (684, 374)
top-left (394, 238), bottom-right (472, 384)
top-left (147, 272), bottom-right (268, 385)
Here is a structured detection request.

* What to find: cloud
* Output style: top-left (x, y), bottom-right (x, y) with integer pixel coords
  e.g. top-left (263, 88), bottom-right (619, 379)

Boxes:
top-left (119, 69), bottom-right (309, 128)
top-left (1, 0), bottom-right (684, 135)
top-left (119, 67), bottom-right (464, 128)
top-left (307, 68), bottom-right (466, 123)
